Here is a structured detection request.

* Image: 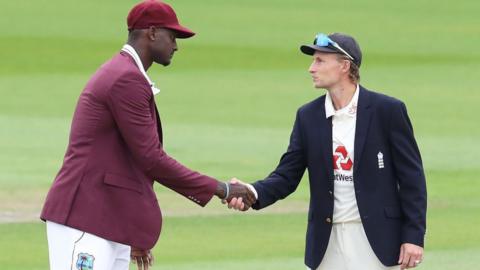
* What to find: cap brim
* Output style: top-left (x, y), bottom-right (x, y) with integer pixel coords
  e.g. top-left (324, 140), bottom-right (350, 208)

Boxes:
top-left (300, 45), bottom-right (338, 55)
top-left (164, 24), bottom-right (195, 39)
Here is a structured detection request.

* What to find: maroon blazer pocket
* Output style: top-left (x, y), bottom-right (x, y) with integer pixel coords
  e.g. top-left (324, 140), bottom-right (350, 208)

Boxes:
top-left (104, 173), bottom-right (143, 194)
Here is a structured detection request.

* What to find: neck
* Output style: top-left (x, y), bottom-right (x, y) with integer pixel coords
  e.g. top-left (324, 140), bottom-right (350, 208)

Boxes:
top-left (327, 81), bottom-right (357, 110)
top-left (127, 41), bottom-right (153, 71)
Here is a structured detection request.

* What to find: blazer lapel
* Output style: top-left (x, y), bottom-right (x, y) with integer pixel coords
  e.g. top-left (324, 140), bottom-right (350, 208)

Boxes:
top-left (354, 86), bottom-right (372, 173)
top-left (312, 96), bottom-right (334, 185)
top-left (152, 102), bottom-right (163, 144)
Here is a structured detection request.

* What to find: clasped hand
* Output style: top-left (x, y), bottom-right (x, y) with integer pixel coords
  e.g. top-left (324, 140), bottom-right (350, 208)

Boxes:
top-left (223, 178), bottom-right (256, 211)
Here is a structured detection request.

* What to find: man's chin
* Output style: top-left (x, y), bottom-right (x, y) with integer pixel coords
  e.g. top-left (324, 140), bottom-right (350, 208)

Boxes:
top-left (155, 59), bottom-right (172, 66)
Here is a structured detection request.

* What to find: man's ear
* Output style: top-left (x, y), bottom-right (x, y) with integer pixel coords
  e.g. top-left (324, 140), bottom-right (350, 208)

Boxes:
top-left (148, 26), bottom-right (156, 41)
top-left (341, 60), bottom-right (351, 73)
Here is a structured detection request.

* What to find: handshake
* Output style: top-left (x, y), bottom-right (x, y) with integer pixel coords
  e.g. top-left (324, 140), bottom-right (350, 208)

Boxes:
top-left (219, 178), bottom-right (257, 211)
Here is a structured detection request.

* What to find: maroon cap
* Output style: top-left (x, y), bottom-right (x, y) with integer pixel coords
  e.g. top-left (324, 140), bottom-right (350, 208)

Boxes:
top-left (127, 0), bottom-right (195, 39)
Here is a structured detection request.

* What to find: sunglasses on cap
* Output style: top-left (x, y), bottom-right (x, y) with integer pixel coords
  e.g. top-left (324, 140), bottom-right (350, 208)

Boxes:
top-left (314, 33), bottom-right (354, 61)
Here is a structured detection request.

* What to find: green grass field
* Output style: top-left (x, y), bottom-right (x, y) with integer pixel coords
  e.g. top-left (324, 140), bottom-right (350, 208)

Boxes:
top-left (1, 0), bottom-right (479, 269)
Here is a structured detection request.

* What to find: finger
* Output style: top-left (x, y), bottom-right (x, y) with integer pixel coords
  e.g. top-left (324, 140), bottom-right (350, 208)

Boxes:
top-left (243, 198), bottom-right (252, 209)
top-left (142, 254), bottom-right (150, 270)
top-left (246, 194), bottom-right (255, 206)
top-left (247, 190), bottom-right (256, 204)
top-left (242, 187), bottom-right (253, 203)
top-left (411, 254), bottom-right (422, 268)
top-left (149, 252), bottom-right (154, 266)
top-left (143, 256), bottom-right (149, 270)
top-left (228, 198), bottom-right (237, 209)
top-left (407, 255), bottom-right (416, 268)
top-left (398, 245), bottom-right (404, 264)
top-left (221, 199), bottom-right (226, 204)
top-left (232, 177), bottom-right (244, 184)
top-left (235, 197), bottom-right (243, 210)
top-left (228, 198), bottom-right (235, 208)
top-left (240, 202), bottom-right (245, 210)
top-left (401, 251), bottom-right (411, 270)
top-left (230, 178), bottom-right (239, 184)
top-left (136, 256), bottom-right (142, 270)
top-left (237, 202), bottom-right (244, 211)
top-left (417, 249), bottom-right (424, 263)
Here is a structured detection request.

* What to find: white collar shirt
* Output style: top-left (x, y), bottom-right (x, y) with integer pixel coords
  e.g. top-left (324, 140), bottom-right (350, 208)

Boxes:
top-left (326, 85), bottom-right (361, 223)
top-left (121, 44), bottom-right (160, 95)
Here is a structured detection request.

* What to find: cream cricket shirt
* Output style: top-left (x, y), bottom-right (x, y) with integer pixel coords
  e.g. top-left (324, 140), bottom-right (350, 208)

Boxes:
top-left (325, 85), bottom-right (361, 223)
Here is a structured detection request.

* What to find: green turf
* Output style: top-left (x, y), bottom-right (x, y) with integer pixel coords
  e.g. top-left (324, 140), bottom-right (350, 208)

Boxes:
top-left (1, 0), bottom-right (479, 269)
top-left (1, 216), bottom-right (479, 270)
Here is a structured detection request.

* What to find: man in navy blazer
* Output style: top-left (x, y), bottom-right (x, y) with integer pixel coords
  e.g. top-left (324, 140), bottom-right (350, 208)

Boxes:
top-left (229, 33), bottom-right (427, 270)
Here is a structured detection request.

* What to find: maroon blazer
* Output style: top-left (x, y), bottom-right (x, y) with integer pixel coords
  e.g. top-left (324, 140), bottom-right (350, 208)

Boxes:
top-left (41, 51), bottom-right (218, 249)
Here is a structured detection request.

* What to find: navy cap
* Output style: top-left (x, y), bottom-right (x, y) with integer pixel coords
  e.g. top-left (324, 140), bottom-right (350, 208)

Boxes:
top-left (300, 33), bottom-right (362, 67)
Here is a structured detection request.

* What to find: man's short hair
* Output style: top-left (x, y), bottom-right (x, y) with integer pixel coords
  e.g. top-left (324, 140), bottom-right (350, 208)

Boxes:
top-left (337, 55), bottom-right (360, 83)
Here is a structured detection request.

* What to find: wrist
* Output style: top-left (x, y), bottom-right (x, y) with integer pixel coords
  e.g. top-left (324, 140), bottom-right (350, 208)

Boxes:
top-left (215, 182), bottom-right (228, 199)
top-left (245, 183), bottom-right (258, 200)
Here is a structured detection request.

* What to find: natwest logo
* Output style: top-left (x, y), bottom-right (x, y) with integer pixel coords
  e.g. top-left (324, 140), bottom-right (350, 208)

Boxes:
top-left (333, 145), bottom-right (353, 171)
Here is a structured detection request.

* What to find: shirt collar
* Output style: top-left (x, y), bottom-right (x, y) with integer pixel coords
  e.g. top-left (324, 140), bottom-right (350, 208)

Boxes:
top-left (325, 84), bottom-right (359, 118)
top-left (121, 44), bottom-right (160, 95)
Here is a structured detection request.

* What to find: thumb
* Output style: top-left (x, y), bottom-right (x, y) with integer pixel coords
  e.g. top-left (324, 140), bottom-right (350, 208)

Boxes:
top-left (230, 177), bottom-right (246, 185)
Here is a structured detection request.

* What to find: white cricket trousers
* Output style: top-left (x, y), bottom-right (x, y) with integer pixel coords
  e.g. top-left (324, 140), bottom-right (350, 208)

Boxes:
top-left (310, 221), bottom-right (400, 270)
top-left (46, 221), bottom-right (131, 270)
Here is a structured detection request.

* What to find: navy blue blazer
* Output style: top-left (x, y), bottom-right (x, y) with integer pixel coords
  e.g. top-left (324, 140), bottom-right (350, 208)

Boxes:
top-left (252, 86), bottom-right (427, 269)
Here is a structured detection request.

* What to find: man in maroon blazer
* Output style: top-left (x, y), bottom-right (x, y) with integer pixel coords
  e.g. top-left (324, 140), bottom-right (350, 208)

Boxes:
top-left (41, 1), bottom-right (255, 270)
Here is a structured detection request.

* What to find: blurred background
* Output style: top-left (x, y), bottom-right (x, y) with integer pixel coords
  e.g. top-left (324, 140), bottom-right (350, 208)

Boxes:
top-left (0, 0), bottom-right (479, 269)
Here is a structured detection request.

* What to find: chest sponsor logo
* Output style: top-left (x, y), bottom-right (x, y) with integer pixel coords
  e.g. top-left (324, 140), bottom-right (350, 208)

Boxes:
top-left (333, 145), bottom-right (353, 171)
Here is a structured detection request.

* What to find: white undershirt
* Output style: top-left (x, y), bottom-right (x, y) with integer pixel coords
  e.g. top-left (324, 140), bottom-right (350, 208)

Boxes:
top-left (325, 85), bottom-right (361, 223)
top-left (121, 44), bottom-right (160, 95)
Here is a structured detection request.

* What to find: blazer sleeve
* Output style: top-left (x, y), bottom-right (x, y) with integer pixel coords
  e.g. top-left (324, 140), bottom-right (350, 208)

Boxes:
top-left (106, 74), bottom-right (217, 206)
top-left (252, 110), bottom-right (307, 209)
top-left (390, 101), bottom-right (427, 247)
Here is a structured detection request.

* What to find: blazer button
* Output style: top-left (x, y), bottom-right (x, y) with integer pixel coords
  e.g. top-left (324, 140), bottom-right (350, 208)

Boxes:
top-left (326, 217), bottom-right (332, 223)
top-left (329, 190), bottom-right (333, 196)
